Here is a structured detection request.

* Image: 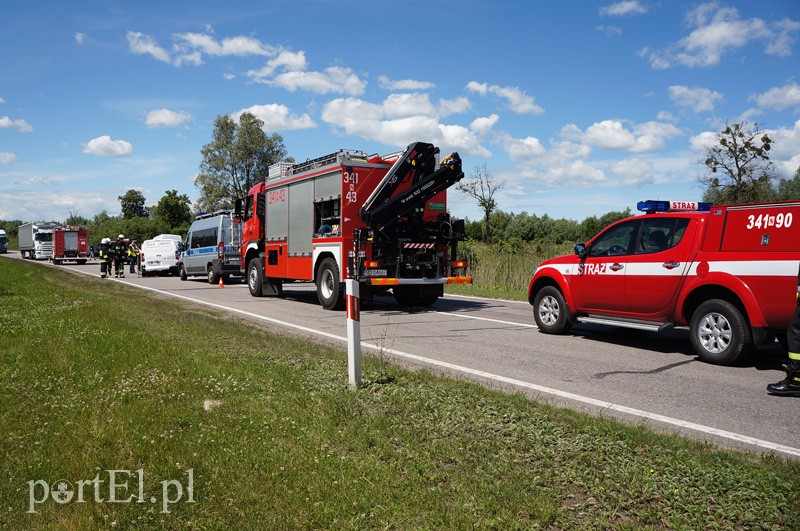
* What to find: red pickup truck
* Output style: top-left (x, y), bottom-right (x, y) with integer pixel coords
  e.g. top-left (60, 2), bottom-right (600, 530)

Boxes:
top-left (528, 199), bottom-right (800, 365)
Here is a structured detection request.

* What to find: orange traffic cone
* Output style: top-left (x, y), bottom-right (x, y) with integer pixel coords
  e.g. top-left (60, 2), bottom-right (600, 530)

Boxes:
top-left (218, 276), bottom-right (224, 288)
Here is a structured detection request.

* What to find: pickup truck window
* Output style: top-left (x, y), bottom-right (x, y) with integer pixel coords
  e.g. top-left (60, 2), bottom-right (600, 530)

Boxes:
top-left (588, 220), bottom-right (638, 257)
top-left (637, 218), bottom-right (689, 254)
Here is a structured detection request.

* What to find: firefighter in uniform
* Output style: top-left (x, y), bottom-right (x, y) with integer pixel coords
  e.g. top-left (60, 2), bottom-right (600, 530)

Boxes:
top-left (128, 240), bottom-right (139, 275)
top-left (113, 234), bottom-right (127, 278)
top-left (767, 266), bottom-right (800, 397)
top-left (98, 238), bottom-right (112, 279)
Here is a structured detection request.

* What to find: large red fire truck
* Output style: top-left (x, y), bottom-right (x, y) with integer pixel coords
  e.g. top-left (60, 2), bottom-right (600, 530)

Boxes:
top-left (235, 141), bottom-right (471, 310)
top-left (52, 226), bottom-right (89, 265)
top-left (528, 199), bottom-right (800, 365)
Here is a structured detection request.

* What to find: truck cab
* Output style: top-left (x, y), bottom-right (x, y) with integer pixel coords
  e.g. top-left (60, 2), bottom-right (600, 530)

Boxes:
top-left (0, 229), bottom-right (7, 253)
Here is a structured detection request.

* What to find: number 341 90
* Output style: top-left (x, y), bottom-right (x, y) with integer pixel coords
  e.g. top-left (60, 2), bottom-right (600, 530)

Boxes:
top-left (746, 212), bottom-right (793, 230)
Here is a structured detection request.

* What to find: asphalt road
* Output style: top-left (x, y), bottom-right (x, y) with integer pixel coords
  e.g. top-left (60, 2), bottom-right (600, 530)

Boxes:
top-left (7, 253), bottom-right (799, 460)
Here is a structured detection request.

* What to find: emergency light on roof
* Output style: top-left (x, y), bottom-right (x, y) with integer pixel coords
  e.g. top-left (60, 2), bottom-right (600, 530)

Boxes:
top-left (637, 200), bottom-right (712, 213)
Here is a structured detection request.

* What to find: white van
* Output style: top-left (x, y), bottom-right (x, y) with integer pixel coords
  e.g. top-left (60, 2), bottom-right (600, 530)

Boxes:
top-left (179, 211), bottom-right (242, 284)
top-left (140, 234), bottom-right (182, 276)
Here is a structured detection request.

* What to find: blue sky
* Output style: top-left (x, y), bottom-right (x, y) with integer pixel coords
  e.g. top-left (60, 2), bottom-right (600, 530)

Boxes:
top-left (1, 0), bottom-right (799, 224)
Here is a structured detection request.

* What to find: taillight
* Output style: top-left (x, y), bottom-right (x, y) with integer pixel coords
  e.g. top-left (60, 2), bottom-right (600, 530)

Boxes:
top-left (365, 260), bottom-right (380, 268)
top-left (140, 253), bottom-right (145, 263)
top-left (452, 260), bottom-right (467, 268)
top-left (218, 242), bottom-right (224, 260)
top-left (175, 251), bottom-right (180, 260)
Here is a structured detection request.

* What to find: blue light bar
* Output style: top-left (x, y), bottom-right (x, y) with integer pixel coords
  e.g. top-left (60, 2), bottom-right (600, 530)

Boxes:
top-left (637, 200), bottom-right (712, 213)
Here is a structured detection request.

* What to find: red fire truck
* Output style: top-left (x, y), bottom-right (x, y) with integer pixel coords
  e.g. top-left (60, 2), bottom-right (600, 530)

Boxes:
top-left (235, 141), bottom-right (471, 309)
top-left (528, 199), bottom-right (800, 365)
top-left (52, 226), bottom-right (89, 265)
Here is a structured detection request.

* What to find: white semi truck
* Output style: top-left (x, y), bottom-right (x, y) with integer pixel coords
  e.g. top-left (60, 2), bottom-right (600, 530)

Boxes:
top-left (19, 221), bottom-right (57, 260)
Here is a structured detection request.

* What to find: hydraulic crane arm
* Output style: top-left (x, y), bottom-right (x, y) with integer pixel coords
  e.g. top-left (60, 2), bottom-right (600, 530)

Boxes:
top-left (359, 142), bottom-right (464, 232)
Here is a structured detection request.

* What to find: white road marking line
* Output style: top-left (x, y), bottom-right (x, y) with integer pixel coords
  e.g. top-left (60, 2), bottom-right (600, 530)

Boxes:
top-left (66, 267), bottom-right (800, 459)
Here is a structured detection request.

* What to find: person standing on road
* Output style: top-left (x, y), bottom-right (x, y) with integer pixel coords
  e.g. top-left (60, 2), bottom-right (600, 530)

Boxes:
top-left (128, 240), bottom-right (139, 275)
top-left (98, 238), bottom-right (112, 279)
top-left (767, 265), bottom-right (800, 397)
top-left (113, 234), bottom-right (127, 278)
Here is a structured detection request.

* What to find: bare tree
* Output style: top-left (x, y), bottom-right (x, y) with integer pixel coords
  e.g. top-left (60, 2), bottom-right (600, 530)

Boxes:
top-left (456, 163), bottom-right (505, 243)
top-left (700, 121), bottom-right (775, 204)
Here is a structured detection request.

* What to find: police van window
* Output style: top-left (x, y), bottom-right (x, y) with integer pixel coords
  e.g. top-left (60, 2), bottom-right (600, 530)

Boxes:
top-left (588, 220), bottom-right (638, 257)
top-left (637, 218), bottom-right (690, 254)
top-left (191, 228), bottom-right (217, 249)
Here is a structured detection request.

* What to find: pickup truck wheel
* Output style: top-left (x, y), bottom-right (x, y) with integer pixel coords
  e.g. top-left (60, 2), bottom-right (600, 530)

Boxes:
top-left (690, 299), bottom-right (751, 365)
top-left (247, 260), bottom-right (263, 297)
top-left (533, 286), bottom-right (572, 334)
top-left (317, 258), bottom-right (344, 310)
top-left (179, 265), bottom-right (187, 281)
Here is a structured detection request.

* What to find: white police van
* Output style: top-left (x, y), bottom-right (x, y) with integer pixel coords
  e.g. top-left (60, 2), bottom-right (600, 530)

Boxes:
top-left (179, 211), bottom-right (242, 284)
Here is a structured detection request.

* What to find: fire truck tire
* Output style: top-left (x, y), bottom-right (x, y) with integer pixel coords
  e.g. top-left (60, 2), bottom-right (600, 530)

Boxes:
top-left (690, 299), bottom-right (751, 365)
top-left (317, 258), bottom-right (344, 310)
top-left (179, 265), bottom-right (187, 281)
top-left (208, 267), bottom-right (219, 285)
top-left (533, 286), bottom-right (572, 334)
top-left (248, 260), bottom-right (263, 297)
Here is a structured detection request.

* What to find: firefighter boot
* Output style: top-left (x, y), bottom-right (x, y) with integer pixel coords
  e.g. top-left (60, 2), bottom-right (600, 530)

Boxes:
top-left (766, 359), bottom-right (800, 397)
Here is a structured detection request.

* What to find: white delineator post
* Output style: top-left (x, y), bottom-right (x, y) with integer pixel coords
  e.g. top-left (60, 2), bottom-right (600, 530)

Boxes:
top-left (345, 279), bottom-right (361, 387)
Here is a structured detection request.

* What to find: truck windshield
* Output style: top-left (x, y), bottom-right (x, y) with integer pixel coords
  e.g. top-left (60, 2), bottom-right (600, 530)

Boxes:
top-left (0, 235), bottom-right (6, 243)
top-left (35, 233), bottom-right (53, 242)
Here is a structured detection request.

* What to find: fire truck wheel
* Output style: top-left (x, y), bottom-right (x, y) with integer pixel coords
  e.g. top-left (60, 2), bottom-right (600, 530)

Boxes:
top-left (690, 299), bottom-right (751, 365)
top-left (179, 265), bottom-right (187, 281)
top-left (248, 260), bottom-right (263, 297)
top-left (317, 258), bottom-right (344, 310)
top-left (533, 286), bottom-right (572, 334)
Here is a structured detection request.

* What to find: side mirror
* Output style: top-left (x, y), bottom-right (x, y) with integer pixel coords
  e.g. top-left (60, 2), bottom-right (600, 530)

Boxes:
top-left (574, 243), bottom-right (586, 259)
top-left (234, 198), bottom-right (243, 217)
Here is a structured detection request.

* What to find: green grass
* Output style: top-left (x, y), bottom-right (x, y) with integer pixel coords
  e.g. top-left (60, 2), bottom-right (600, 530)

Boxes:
top-left (1, 258), bottom-right (799, 529)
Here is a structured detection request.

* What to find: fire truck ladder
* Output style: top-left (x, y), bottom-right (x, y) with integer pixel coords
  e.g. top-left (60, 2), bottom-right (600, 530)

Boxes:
top-left (359, 142), bottom-right (464, 233)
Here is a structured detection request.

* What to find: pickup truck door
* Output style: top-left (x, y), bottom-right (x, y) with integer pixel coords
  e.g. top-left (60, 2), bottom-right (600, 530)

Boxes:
top-left (624, 217), bottom-right (693, 316)
top-left (571, 219), bottom-right (639, 312)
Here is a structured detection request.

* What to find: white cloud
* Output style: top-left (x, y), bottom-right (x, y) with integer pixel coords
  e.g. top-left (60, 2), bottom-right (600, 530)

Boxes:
top-left (567, 119), bottom-right (682, 153)
top-left (378, 75), bottom-right (436, 91)
top-left (644, 4), bottom-right (799, 69)
top-left (752, 82), bottom-right (800, 111)
top-left (542, 160), bottom-right (606, 188)
top-left (596, 25), bottom-right (623, 37)
top-left (127, 31), bottom-right (171, 64)
top-left (0, 116), bottom-right (33, 132)
top-left (499, 133), bottom-right (546, 161)
top-left (470, 114), bottom-right (499, 136)
top-left (0, 151), bottom-right (17, 164)
top-left (466, 81), bottom-right (544, 115)
top-left (669, 85), bottom-right (724, 113)
top-left (766, 120), bottom-right (800, 177)
top-left (267, 66), bottom-right (366, 96)
top-left (75, 32), bottom-right (86, 44)
top-left (0, 97), bottom-right (5, 104)
top-left (320, 96), bottom-right (490, 156)
top-left (600, 1), bottom-right (647, 17)
top-left (610, 158), bottom-right (655, 186)
top-left (438, 96), bottom-right (471, 116)
top-left (233, 104), bottom-right (315, 131)
top-left (82, 135), bottom-right (133, 157)
top-left (689, 130), bottom-right (718, 152)
top-left (145, 109), bottom-right (192, 128)
top-left (173, 32), bottom-right (275, 58)
top-left (246, 50), bottom-right (307, 79)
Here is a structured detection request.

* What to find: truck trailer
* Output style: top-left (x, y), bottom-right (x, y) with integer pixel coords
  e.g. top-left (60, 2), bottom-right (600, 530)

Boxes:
top-left (236, 141), bottom-right (471, 310)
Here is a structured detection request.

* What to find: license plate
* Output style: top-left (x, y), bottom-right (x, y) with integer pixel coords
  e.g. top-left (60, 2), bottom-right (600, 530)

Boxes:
top-left (362, 269), bottom-right (388, 277)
